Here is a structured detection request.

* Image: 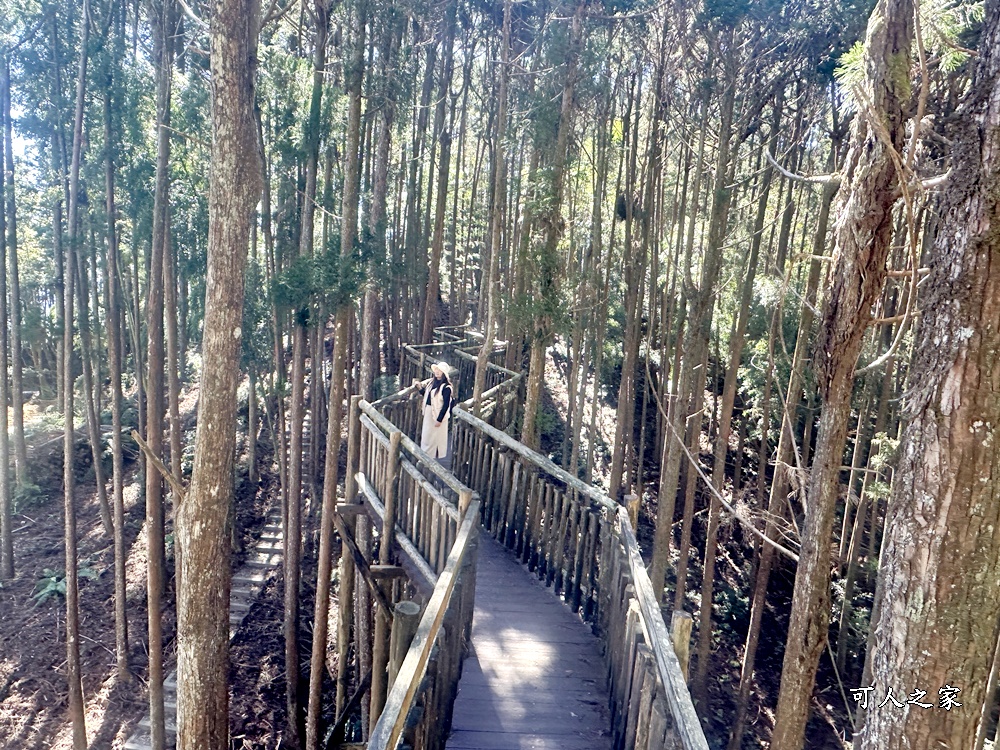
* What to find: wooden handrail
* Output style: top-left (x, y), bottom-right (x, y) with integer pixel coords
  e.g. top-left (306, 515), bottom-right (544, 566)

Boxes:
top-left (453, 405), bottom-right (617, 513)
top-left (367, 499), bottom-right (480, 750)
top-left (616, 506), bottom-right (710, 750)
top-left (360, 400), bottom-right (469, 499)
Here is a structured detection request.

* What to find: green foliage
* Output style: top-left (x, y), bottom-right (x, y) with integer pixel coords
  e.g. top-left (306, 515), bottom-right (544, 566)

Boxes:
top-left (272, 242), bottom-right (367, 319)
top-left (32, 562), bottom-right (100, 606)
top-left (12, 480), bottom-right (45, 513)
top-left (700, 0), bottom-right (750, 27)
top-left (922, 0), bottom-right (984, 72)
top-left (835, 0), bottom-right (983, 104)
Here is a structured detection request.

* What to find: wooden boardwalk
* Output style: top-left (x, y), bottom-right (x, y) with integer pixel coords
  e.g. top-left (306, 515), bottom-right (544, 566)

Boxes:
top-left (449, 535), bottom-right (613, 750)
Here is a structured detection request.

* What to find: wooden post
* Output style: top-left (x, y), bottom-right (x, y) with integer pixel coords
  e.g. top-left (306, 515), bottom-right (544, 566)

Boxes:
top-left (388, 600), bottom-right (421, 691)
top-left (370, 430), bottom-right (403, 733)
top-left (381, 431), bottom-right (403, 565)
top-left (671, 609), bottom-right (693, 681)
top-left (625, 493), bottom-right (640, 530)
top-left (336, 396), bottom-right (364, 715)
top-left (458, 488), bottom-right (473, 519)
top-left (346, 395), bottom-right (362, 500)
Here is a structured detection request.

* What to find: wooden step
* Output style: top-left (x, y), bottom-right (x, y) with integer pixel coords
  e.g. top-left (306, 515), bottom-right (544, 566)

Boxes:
top-left (124, 731), bottom-right (175, 750)
top-left (125, 502), bottom-right (285, 750)
top-left (139, 714), bottom-right (177, 733)
top-left (232, 571), bottom-right (269, 586)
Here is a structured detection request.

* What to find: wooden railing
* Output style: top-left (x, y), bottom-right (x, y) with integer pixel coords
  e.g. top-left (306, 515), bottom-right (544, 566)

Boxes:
top-left (339, 380), bottom-right (480, 750)
top-left (450, 407), bottom-right (709, 750)
top-left (340, 332), bottom-right (707, 750)
top-left (397, 336), bottom-right (520, 432)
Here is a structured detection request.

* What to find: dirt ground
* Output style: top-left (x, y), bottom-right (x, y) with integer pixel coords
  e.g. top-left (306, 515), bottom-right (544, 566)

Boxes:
top-left (0, 389), bottom-right (283, 750)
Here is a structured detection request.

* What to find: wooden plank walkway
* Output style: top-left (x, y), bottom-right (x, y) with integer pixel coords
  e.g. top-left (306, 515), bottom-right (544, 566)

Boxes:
top-left (449, 535), bottom-right (613, 750)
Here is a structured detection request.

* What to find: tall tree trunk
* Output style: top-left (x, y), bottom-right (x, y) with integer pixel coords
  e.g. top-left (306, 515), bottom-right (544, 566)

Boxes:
top-left (64, 1), bottom-right (90, 744)
top-left (857, 9), bottom-right (1000, 747)
top-left (146, 2), bottom-right (176, 747)
top-left (728, 172), bottom-right (836, 750)
top-left (649, 76), bottom-right (710, 603)
top-left (104, 79), bottom-right (129, 679)
top-left (359, 7), bottom-right (403, 399)
top-left (296, 1), bottom-right (333, 745)
top-left (608, 69), bottom-right (646, 503)
top-left (333, 0), bottom-right (366, 719)
top-left (521, 3), bottom-right (583, 451)
top-left (403, 37), bottom-right (436, 345)
top-left (473, 0), bottom-right (510, 408)
top-left (694, 105), bottom-right (779, 700)
top-left (421, 4), bottom-right (457, 344)
top-left (2, 60), bottom-right (26, 488)
top-left (771, 2), bottom-right (913, 746)
top-left (0, 68), bottom-right (11, 581)
top-left (176, 0), bottom-right (261, 746)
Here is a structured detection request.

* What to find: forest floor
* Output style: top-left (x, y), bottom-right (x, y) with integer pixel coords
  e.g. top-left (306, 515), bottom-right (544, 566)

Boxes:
top-left (0, 383), bottom-right (284, 750)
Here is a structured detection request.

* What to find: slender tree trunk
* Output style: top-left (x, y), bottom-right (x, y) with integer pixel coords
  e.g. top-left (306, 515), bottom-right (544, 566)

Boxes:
top-left (649, 79), bottom-right (710, 603)
top-left (359, 8), bottom-right (403, 400)
top-left (76, 225), bottom-right (114, 537)
top-left (146, 2), bottom-right (176, 747)
top-left (0, 73), bottom-right (11, 581)
top-left (421, 4), bottom-right (457, 344)
top-left (2, 60), bottom-right (25, 487)
top-left (64, 2), bottom-right (90, 744)
top-left (104, 80), bottom-right (129, 679)
top-left (473, 0), bottom-right (510, 408)
top-left (609, 69), bottom-right (646, 503)
top-left (695, 103), bottom-right (780, 699)
top-left (291, 2), bottom-right (334, 744)
top-left (771, 3), bottom-right (913, 746)
top-left (332, 0), bottom-right (365, 719)
top-left (521, 4), bottom-right (583, 451)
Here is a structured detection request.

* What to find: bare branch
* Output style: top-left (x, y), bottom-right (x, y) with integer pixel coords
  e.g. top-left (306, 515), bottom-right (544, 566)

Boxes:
top-left (765, 148), bottom-right (841, 187)
top-left (176, 0), bottom-right (208, 30)
top-left (645, 359), bottom-right (800, 563)
top-left (132, 430), bottom-right (187, 503)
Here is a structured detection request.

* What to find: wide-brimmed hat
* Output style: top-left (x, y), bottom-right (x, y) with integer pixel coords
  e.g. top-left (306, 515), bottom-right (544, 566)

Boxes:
top-left (431, 361), bottom-right (451, 377)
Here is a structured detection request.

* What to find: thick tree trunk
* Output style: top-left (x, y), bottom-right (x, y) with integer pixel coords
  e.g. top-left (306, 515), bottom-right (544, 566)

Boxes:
top-left (771, 2), bottom-right (913, 747)
top-left (176, 0), bottom-right (261, 747)
top-left (856, 7), bottom-right (1000, 747)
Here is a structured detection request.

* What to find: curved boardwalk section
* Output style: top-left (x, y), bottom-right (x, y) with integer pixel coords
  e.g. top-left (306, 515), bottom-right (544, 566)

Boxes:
top-left (450, 535), bottom-right (612, 750)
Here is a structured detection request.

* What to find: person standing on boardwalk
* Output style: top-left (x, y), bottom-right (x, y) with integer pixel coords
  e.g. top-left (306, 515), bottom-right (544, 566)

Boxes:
top-left (417, 362), bottom-right (453, 461)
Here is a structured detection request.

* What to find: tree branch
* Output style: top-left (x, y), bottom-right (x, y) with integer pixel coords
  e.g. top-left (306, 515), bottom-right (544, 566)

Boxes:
top-left (132, 430), bottom-right (187, 503)
top-left (176, 0), bottom-right (209, 30)
top-left (765, 148), bottom-right (841, 187)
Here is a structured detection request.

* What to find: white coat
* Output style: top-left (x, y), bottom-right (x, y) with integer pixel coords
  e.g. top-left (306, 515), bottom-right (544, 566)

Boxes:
top-left (420, 380), bottom-right (451, 459)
